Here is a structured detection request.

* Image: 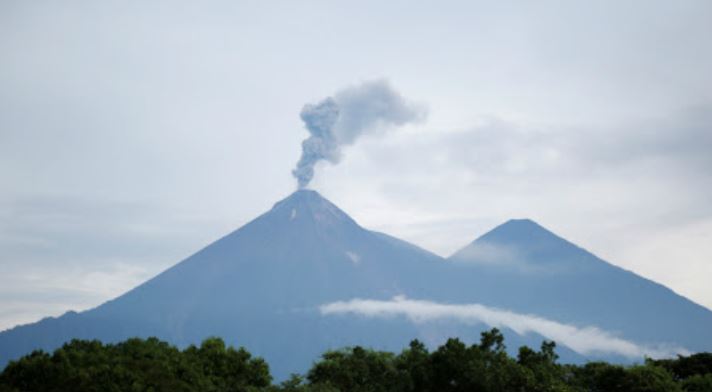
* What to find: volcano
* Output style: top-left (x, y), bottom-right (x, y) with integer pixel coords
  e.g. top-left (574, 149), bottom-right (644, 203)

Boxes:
top-left (1, 191), bottom-right (711, 378)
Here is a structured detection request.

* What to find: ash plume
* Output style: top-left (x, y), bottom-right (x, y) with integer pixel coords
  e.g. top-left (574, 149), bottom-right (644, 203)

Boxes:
top-left (292, 80), bottom-right (425, 188)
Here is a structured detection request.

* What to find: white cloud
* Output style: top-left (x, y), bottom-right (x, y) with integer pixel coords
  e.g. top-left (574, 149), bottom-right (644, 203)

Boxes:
top-left (0, 261), bottom-right (156, 332)
top-left (345, 251), bottom-right (361, 264)
top-left (450, 241), bottom-right (528, 268)
top-left (320, 296), bottom-right (688, 359)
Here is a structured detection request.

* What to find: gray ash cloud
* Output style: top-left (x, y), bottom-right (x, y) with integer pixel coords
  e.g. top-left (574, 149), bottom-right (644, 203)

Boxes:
top-left (292, 80), bottom-right (425, 188)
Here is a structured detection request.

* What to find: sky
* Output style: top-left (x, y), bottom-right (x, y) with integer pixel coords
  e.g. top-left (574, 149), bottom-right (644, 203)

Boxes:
top-left (1, 0), bottom-right (711, 331)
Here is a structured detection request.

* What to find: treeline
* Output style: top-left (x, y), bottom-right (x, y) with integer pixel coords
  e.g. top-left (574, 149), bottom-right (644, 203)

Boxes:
top-left (1, 329), bottom-right (711, 392)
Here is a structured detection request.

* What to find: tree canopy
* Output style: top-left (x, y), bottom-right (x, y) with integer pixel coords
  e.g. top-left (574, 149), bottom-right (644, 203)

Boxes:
top-left (1, 330), bottom-right (710, 392)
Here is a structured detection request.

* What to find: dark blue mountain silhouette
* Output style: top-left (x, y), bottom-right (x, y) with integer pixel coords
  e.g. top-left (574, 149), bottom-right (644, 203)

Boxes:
top-left (445, 219), bottom-right (712, 352)
top-left (1, 191), bottom-right (711, 378)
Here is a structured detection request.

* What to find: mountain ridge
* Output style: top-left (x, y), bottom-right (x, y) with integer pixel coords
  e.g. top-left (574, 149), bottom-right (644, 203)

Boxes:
top-left (1, 190), bottom-right (711, 379)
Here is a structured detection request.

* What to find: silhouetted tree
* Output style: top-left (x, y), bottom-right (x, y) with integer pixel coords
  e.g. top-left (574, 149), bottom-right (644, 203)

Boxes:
top-left (2, 330), bottom-right (711, 392)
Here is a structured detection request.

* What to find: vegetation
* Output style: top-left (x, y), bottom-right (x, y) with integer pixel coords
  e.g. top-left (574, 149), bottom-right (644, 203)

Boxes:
top-left (1, 330), bottom-right (710, 391)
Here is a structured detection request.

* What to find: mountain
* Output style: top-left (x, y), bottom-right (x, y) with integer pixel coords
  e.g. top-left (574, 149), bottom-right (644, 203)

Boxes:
top-left (1, 192), bottom-right (711, 378)
top-left (0, 190), bottom-right (445, 377)
top-left (446, 219), bottom-right (712, 354)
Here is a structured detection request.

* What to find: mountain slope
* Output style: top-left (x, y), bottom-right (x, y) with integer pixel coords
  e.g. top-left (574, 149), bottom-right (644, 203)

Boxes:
top-left (446, 219), bottom-right (712, 352)
top-left (0, 190), bottom-right (444, 377)
top-left (1, 196), bottom-right (712, 378)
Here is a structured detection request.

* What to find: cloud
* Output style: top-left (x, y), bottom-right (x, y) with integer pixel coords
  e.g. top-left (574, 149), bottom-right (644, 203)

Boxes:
top-left (450, 241), bottom-right (522, 266)
top-left (0, 195), bottom-right (223, 331)
top-left (321, 107), bottom-right (712, 310)
top-left (425, 109), bottom-right (712, 185)
top-left (448, 239), bottom-right (581, 275)
top-left (0, 262), bottom-right (153, 332)
top-left (320, 296), bottom-right (688, 359)
top-left (292, 80), bottom-right (425, 188)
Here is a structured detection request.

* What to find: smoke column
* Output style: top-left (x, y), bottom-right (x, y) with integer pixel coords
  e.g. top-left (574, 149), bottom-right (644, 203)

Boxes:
top-left (292, 80), bottom-right (425, 189)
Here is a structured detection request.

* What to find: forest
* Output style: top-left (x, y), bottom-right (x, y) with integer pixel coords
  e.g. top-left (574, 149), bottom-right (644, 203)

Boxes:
top-left (1, 329), bottom-right (711, 392)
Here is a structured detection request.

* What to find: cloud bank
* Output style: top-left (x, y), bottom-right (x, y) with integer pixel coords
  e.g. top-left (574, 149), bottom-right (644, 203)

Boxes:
top-left (320, 296), bottom-right (687, 359)
top-left (292, 80), bottom-right (425, 188)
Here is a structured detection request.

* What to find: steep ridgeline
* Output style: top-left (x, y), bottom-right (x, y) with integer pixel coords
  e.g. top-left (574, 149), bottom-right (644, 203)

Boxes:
top-left (0, 191), bottom-right (445, 378)
top-left (1, 191), bottom-right (711, 378)
top-left (445, 219), bottom-right (712, 358)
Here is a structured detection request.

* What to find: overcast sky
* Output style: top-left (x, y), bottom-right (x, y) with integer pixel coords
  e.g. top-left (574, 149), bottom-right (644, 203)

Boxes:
top-left (1, 0), bottom-right (711, 331)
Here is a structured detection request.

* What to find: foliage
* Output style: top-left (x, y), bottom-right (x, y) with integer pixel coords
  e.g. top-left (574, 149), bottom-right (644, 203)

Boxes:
top-left (0, 337), bottom-right (269, 392)
top-left (1, 330), bottom-right (711, 391)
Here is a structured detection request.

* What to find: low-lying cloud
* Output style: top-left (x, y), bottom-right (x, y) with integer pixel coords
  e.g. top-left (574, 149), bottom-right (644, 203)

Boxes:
top-left (449, 240), bottom-right (579, 275)
top-left (320, 296), bottom-right (687, 359)
top-left (450, 241), bottom-right (529, 268)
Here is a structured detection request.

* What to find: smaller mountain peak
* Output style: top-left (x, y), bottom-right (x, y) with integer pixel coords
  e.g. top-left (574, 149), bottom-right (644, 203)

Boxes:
top-left (455, 218), bottom-right (594, 266)
top-left (499, 218), bottom-right (541, 229)
top-left (484, 218), bottom-right (557, 241)
top-left (449, 218), bottom-right (588, 270)
top-left (505, 218), bottom-right (536, 224)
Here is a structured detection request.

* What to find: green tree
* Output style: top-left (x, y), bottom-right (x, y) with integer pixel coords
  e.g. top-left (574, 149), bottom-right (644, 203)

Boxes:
top-left (184, 337), bottom-right (271, 391)
top-left (0, 337), bottom-right (271, 392)
top-left (569, 361), bottom-right (628, 392)
top-left (393, 339), bottom-right (432, 392)
top-left (622, 365), bottom-right (681, 392)
top-left (429, 338), bottom-right (488, 392)
top-left (516, 341), bottom-right (572, 391)
top-left (652, 353), bottom-right (712, 381)
top-left (307, 346), bottom-right (398, 392)
top-left (681, 373), bottom-right (712, 392)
